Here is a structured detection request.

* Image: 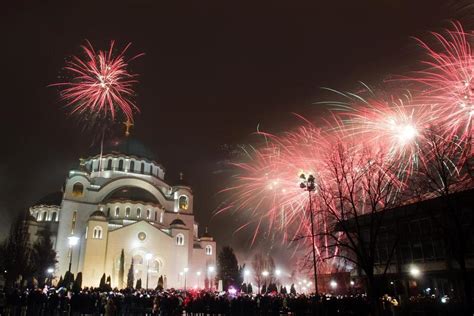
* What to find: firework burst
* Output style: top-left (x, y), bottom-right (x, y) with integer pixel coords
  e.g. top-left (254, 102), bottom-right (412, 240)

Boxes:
top-left (52, 40), bottom-right (143, 123)
top-left (410, 22), bottom-right (474, 145)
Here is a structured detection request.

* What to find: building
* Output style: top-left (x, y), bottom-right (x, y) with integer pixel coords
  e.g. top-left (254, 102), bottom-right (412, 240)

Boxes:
top-left (346, 186), bottom-right (474, 298)
top-left (26, 130), bottom-right (217, 289)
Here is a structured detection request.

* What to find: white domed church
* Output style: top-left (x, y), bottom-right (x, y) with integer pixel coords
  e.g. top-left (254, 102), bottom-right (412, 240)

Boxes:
top-left (27, 128), bottom-right (216, 289)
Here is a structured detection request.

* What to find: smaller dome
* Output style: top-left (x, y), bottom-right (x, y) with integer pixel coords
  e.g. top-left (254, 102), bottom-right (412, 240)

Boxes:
top-left (33, 191), bottom-right (63, 207)
top-left (170, 219), bottom-right (185, 226)
top-left (90, 210), bottom-right (106, 218)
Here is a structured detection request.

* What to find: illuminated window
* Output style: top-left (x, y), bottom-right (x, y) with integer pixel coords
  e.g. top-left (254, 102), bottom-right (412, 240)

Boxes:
top-left (137, 208), bottom-right (141, 218)
top-left (93, 226), bottom-right (103, 239)
top-left (179, 195), bottom-right (189, 210)
top-left (72, 183), bottom-right (84, 197)
top-left (205, 245), bottom-right (212, 255)
top-left (176, 233), bottom-right (185, 246)
top-left (115, 207), bottom-right (120, 217)
top-left (71, 210), bottom-right (77, 234)
top-left (126, 207), bottom-right (131, 217)
top-left (160, 212), bottom-right (164, 223)
top-left (147, 209), bottom-right (151, 219)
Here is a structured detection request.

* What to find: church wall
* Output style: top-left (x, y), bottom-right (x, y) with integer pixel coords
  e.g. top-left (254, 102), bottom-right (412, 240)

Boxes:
top-left (81, 219), bottom-right (108, 287)
top-left (104, 221), bottom-right (190, 289)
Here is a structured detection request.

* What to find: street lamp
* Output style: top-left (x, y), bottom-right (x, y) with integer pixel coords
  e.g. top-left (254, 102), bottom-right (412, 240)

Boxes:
top-left (410, 266), bottom-right (421, 278)
top-left (208, 266), bottom-right (215, 291)
top-left (183, 267), bottom-right (189, 291)
top-left (244, 269), bottom-right (250, 283)
top-left (145, 253), bottom-right (152, 289)
top-left (47, 268), bottom-right (54, 286)
top-left (196, 271), bottom-right (201, 288)
top-left (67, 236), bottom-right (79, 272)
top-left (300, 172), bottom-right (319, 295)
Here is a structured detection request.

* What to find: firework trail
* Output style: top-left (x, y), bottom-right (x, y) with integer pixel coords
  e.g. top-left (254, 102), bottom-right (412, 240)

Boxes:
top-left (52, 40), bottom-right (143, 123)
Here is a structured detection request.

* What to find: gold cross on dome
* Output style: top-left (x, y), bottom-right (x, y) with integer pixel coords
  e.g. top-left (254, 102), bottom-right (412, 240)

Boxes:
top-left (123, 119), bottom-right (134, 136)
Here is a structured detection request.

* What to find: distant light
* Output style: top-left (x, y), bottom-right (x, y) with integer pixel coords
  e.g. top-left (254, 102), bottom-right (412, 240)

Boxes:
top-left (262, 270), bottom-right (269, 277)
top-left (275, 269), bottom-right (281, 276)
top-left (330, 280), bottom-right (337, 289)
top-left (179, 272), bottom-right (184, 276)
top-left (228, 287), bottom-right (237, 295)
top-left (208, 266), bottom-right (215, 272)
top-left (184, 267), bottom-right (189, 273)
top-left (145, 253), bottom-right (153, 260)
top-left (244, 269), bottom-right (250, 276)
top-left (390, 281), bottom-right (394, 285)
top-left (441, 296), bottom-right (448, 304)
top-left (350, 280), bottom-right (355, 286)
top-left (47, 268), bottom-right (54, 274)
top-left (410, 266), bottom-right (421, 277)
top-left (196, 271), bottom-right (201, 276)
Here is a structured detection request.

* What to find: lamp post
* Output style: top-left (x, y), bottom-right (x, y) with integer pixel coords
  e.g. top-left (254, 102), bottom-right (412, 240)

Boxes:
top-left (300, 172), bottom-right (319, 295)
top-left (67, 236), bottom-right (79, 272)
top-left (183, 268), bottom-right (189, 292)
top-left (208, 266), bottom-right (215, 291)
top-left (244, 269), bottom-right (250, 283)
top-left (47, 268), bottom-right (54, 286)
top-left (145, 253), bottom-right (152, 289)
top-left (196, 271), bottom-right (201, 288)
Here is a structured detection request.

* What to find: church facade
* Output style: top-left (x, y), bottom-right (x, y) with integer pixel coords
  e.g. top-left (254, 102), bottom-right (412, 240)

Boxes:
top-left (27, 135), bottom-right (216, 289)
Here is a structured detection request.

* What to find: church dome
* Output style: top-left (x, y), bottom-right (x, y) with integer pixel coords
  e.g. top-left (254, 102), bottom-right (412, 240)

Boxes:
top-left (170, 219), bottom-right (186, 227)
top-left (32, 191), bottom-right (63, 207)
top-left (95, 136), bottom-right (157, 161)
top-left (89, 210), bottom-right (106, 218)
top-left (102, 187), bottom-right (160, 205)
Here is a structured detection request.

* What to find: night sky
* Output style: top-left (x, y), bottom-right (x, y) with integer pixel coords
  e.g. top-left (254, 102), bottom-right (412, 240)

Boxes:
top-left (1, 0), bottom-right (470, 267)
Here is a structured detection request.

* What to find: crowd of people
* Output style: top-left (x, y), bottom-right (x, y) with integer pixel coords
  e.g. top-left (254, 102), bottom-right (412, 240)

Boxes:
top-left (0, 286), bottom-right (462, 316)
top-left (0, 286), bottom-right (373, 316)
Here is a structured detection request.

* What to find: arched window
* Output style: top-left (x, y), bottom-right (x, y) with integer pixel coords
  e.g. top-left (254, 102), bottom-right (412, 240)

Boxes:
top-left (137, 208), bottom-right (141, 218)
top-left (149, 166), bottom-right (153, 175)
top-left (42, 211), bottom-right (48, 221)
top-left (118, 159), bottom-right (124, 171)
top-left (130, 161), bottom-right (135, 172)
top-left (126, 207), bottom-right (131, 217)
top-left (133, 255), bottom-right (143, 265)
top-left (160, 212), bottom-right (164, 223)
top-left (141, 162), bottom-right (145, 174)
top-left (154, 212), bottom-right (158, 221)
top-left (115, 207), bottom-right (120, 217)
top-left (176, 233), bottom-right (185, 246)
top-left (153, 260), bottom-right (161, 274)
top-left (205, 245), bottom-right (213, 255)
top-left (147, 209), bottom-right (151, 219)
top-left (72, 183), bottom-right (84, 197)
top-left (93, 226), bottom-right (103, 239)
top-left (179, 195), bottom-right (189, 210)
top-left (51, 212), bottom-right (57, 222)
top-left (107, 159), bottom-right (112, 170)
top-left (107, 208), bottom-right (110, 217)
top-left (95, 160), bottom-right (99, 171)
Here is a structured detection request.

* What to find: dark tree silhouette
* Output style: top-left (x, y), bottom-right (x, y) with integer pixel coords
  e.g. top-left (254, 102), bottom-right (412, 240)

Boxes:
top-left (127, 259), bottom-right (134, 289)
top-left (217, 246), bottom-right (240, 290)
top-left (118, 249), bottom-right (125, 289)
top-left (31, 229), bottom-right (57, 286)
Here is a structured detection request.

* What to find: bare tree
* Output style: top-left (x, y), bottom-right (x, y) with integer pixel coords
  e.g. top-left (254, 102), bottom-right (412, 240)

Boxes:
top-left (317, 144), bottom-right (403, 314)
top-left (252, 253), bottom-right (276, 293)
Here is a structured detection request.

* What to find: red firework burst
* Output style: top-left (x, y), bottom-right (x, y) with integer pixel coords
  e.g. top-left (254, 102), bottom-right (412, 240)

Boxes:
top-left (410, 22), bottom-right (474, 145)
top-left (52, 40), bottom-right (143, 122)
